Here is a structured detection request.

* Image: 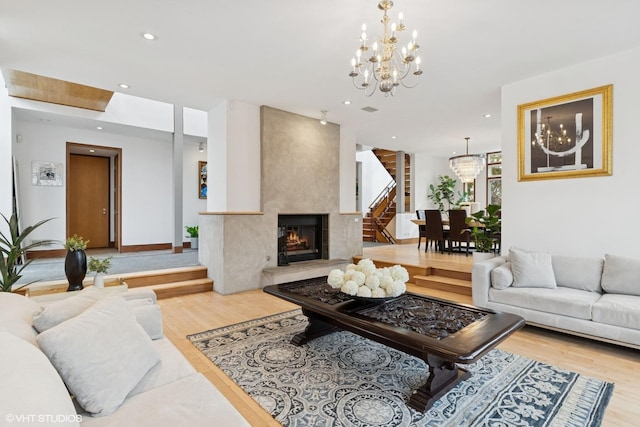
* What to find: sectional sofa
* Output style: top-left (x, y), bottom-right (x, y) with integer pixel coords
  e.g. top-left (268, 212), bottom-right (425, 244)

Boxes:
top-left (0, 287), bottom-right (250, 426)
top-left (472, 248), bottom-right (640, 349)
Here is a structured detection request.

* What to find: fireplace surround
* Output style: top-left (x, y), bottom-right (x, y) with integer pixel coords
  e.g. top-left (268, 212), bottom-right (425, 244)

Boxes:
top-left (278, 214), bottom-right (329, 265)
top-left (199, 106), bottom-right (362, 295)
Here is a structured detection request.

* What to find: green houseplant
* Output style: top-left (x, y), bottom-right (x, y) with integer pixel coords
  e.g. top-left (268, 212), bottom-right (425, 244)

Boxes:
top-left (0, 213), bottom-right (56, 292)
top-left (88, 256), bottom-right (112, 288)
top-left (466, 204), bottom-right (501, 254)
top-left (64, 234), bottom-right (89, 291)
top-left (185, 225), bottom-right (199, 249)
top-left (428, 175), bottom-right (468, 218)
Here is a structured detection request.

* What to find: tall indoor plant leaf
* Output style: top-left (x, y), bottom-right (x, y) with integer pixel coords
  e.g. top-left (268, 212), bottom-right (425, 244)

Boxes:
top-left (0, 213), bottom-right (56, 292)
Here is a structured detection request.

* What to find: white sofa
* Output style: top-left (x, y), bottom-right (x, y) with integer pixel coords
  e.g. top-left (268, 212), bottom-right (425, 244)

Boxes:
top-left (472, 248), bottom-right (640, 349)
top-left (0, 287), bottom-right (250, 427)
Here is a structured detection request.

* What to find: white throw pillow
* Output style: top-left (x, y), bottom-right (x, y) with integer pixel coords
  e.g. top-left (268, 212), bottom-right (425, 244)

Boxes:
top-left (552, 255), bottom-right (603, 293)
top-left (491, 262), bottom-right (514, 290)
top-left (0, 332), bottom-right (80, 426)
top-left (601, 254), bottom-right (640, 296)
top-left (132, 304), bottom-right (164, 340)
top-left (509, 247), bottom-right (557, 288)
top-left (36, 296), bottom-right (161, 417)
top-left (32, 287), bottom-right (105, 333)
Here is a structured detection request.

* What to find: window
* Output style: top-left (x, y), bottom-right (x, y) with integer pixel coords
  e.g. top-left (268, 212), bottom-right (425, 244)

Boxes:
top-left (486, 152), bottom-right (501, 206)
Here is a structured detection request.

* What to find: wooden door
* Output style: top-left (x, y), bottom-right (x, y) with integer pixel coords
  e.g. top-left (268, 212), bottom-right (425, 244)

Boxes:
top-left (68, 154), bottom-right (110, 248)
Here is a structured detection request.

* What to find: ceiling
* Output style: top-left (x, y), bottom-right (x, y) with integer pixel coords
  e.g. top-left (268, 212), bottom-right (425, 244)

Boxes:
top-left (2, 0), bottom-right (640, 156)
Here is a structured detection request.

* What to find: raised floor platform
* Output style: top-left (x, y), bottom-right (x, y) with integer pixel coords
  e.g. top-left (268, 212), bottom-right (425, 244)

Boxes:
top-left (262, 259), bottom-right (349, 286)
top-left (360, 244), bottom-right (474, 296)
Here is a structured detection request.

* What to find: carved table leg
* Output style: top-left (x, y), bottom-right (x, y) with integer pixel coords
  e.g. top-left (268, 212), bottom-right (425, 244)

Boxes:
top-left (409, 354), bottom-right (471, 412)
top-left (291, 308), bottom-right (337, 346)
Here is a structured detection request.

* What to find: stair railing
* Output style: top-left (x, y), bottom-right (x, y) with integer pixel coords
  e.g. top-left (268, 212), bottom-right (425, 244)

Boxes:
top-left (374, 217), bottom-right (397, 244)
top-left (368, 180), bottom-right (396, 212)
top-left (367, 180), bottom-right (397, 244)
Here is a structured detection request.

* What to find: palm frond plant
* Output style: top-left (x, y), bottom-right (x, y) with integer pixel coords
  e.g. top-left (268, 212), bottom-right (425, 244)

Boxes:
top-left (0, 213), bottom-right (56, 292)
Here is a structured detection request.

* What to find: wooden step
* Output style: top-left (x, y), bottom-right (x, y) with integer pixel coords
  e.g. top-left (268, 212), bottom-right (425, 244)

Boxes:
top-left (143, 278), bottom-right (213, 299)
top-left (121, 266), bottom-right (208, 288)
top-left (426, 267), bottom-right (471, 281)
top-left (413, 274), bottom-right (472, 296)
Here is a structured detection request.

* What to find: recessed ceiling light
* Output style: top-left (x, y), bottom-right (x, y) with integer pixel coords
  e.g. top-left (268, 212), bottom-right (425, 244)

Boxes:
top-left (89, 149), bottom-right (96, 153)
top-left (391, 135), bottom-right (397, 139)
top-left (142, 32), bottom-right (157, 40)
top-left (96, 126), bottom-right (102, 130)
top-left (343, 100), bottom-right (351, 105)
top-left (119, 83), bottom-right (130, 89)
top-left (484, 113), bottom-right (492, 118)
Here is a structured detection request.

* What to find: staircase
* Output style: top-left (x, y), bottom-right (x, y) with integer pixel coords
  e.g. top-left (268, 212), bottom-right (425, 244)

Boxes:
top-left (363, 183), bottom-right (397, 243)
top-left (362, 149), bottom-right (411, 243)
top-left (373, 149), bottom-right (411, 212)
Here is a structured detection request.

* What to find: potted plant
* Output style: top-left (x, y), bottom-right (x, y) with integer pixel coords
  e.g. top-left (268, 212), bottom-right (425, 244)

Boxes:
top-left (88, 256), bottom-right (112, 288)
top-left (466, 204), bottom-right (501, 262)
top-left (0, 213), bottom-right (56, 292)
top-left (64, 234), bottom-right (89, 291)
top-left (428, 175), bottom-right (468, 218)
top-left (185, 225), bottom-right (199, 249)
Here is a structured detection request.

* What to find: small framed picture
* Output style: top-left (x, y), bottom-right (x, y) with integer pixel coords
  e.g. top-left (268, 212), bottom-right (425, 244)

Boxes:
top-left (32, 161), bottom-right (63, 186)
top-left (517, 85), bottom-right (613, 181)
top-left (199, 161), bottom-right (207, 199)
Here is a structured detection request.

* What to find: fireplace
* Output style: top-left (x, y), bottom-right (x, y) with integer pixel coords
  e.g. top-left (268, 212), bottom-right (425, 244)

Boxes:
top-left (278, 214), bottom-right (328, 265)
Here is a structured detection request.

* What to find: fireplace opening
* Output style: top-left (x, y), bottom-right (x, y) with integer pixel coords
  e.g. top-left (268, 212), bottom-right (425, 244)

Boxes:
top-left (278, 214), bottom-right (328, 265)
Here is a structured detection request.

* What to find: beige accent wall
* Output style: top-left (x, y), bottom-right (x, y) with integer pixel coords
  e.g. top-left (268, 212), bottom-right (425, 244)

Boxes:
top-left (200, 106), bottom-right (362, 294)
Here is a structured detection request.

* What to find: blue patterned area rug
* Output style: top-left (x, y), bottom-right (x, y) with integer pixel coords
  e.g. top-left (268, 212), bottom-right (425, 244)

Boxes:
top-left (188, 309), bottom-right (613, 427)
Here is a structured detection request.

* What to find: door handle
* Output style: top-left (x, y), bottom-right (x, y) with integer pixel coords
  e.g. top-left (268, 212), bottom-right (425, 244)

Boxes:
top-left (102, 208), bottom-right (107, 215)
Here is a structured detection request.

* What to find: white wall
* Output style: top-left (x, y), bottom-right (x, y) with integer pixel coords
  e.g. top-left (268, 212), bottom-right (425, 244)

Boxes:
top-left (206, 100), bottom-right (261, 212)
top-left (502, 47), bottom-right (640, 258)
top-left (0, 84), bottom-right (12, 232)
top-left (340, 126), bottom-right (357, 212)
top-left (11, 119), bottom-right (177, 247)
top-left (413, 152), bottom-right (458, 211)
top-left (0, 73), bottom-right (210, 250)
top-left (183, 107), bottom-right (208, 137)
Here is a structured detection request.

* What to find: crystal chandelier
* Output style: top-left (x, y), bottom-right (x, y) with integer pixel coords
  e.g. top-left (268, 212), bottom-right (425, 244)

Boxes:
top-left (348, 0), bottom-right (422, 96)
top-left (449, 138), bottom-right (486, 183)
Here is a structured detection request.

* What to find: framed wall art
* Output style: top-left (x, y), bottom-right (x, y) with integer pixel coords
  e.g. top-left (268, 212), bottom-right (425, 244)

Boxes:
top-left (32, 161), bottom-right (63, 186)
top-left (517, 84), bottom-right (612, 181)
top-left (198, 161), bottom-right (207, 199)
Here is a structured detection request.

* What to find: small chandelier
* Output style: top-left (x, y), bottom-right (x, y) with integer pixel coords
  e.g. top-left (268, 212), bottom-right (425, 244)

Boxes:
top-left (533, 115), bottom-right (572, 150)
top-left (348, 0), bottom-right (422, 97)
top-left (449, 137), bottom-right (486, 183)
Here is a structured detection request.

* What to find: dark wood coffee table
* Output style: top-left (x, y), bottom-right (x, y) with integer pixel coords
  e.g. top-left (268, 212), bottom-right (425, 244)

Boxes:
top-left (264, 277), bottom-right (525, 412)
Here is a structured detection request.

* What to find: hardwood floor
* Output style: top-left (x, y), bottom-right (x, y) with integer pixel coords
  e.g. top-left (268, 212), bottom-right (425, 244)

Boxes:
top-left (157, 245), bottom-right (639, 427)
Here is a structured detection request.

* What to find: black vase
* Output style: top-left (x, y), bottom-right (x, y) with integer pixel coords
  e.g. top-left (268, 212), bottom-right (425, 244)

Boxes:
top-left (65, 250), bottom-right (87, 291)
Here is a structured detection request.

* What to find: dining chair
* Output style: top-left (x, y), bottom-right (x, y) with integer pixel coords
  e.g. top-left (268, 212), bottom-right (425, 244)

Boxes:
top-left (415, 209), bottom-right (427, 249)
top-left (424, 210), bottom-right (448, 253)
top-left (447, 209), bottom-right (471, 256)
